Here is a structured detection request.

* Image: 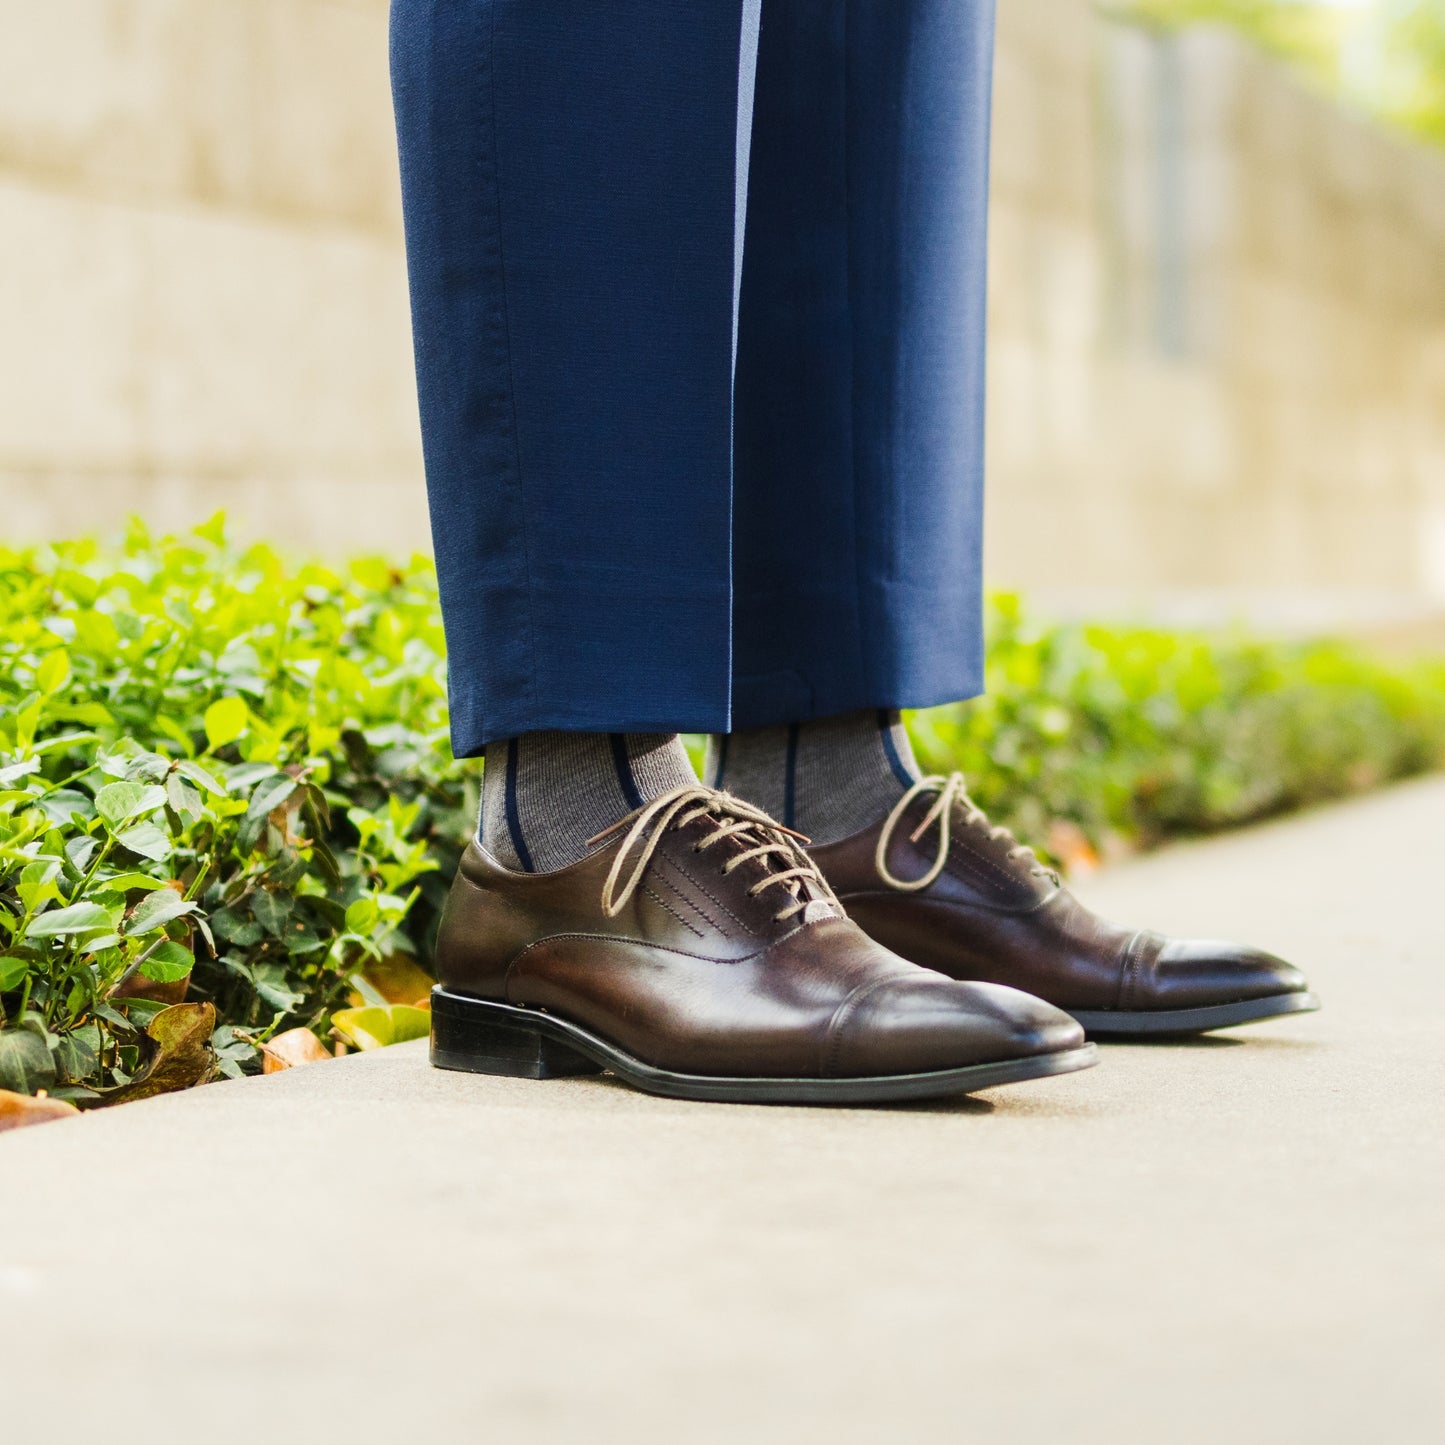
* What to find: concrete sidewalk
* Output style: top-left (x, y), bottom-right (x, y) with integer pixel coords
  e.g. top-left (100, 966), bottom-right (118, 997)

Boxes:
top-left (4, 778), bottom-right (1442, 1444)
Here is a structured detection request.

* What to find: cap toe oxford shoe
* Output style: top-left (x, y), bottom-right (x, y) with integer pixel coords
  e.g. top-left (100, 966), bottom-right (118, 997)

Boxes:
top-left (429, 785), bottom-right (1097, 1103)
top-left (810, 774), bottom-right (1319, 1040)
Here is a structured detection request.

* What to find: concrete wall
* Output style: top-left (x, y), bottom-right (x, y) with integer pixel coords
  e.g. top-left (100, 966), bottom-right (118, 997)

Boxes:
top-left (3, 0), bottom-right (1445, 626)
top-left (986, 1), bottom-right (1445, 627)
top-left (0, 0), bottom-right (427, 551)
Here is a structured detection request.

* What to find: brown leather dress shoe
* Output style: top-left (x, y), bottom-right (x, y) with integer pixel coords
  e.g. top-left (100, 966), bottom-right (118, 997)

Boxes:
top-left (430, 785), bottom-right (1095, 1103)
top-left (810, 774), bottom-right (1320, 1039)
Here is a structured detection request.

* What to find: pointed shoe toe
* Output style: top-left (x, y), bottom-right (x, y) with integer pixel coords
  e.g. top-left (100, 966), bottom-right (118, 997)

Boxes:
top-left (825, 975), bottom-right (1092, 1081)
top-left (1069, 934), bottom-right (1321, 1038)
top-left (1153, 938), bottom-right (1309, 1002)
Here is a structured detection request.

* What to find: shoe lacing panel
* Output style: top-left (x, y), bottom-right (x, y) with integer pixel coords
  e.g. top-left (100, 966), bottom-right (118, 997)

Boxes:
top-left (874, 773), bottom-right (1059, 893)
top-left (589, 785), bottom-right (840, 924)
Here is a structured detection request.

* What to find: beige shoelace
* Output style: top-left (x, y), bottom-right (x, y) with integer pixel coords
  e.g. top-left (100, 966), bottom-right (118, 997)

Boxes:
top-left (588, 784), bottom-right (839, 923)
top-left (874, 772), bottom-right (1055, 893)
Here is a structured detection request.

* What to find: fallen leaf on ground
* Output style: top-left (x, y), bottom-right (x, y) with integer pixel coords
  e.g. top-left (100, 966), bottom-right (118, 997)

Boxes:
top-left (1045, 819), bottom-right (1100, 876)
top-left (104, 1002), bottom-right (218, 1104)
top-left (332, 1004), bottom-right (431, 1052)
top-left (261, 1027), bottom-right (333, 1073)
top-left (0, 1090), bottom-right (81, 1134)
top-left (351, 954), bottom-right (434, 1008)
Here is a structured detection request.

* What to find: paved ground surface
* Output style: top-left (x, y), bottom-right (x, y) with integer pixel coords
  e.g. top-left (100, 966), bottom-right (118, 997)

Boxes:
top-left (4, 778), bottom-right (1442, 1444)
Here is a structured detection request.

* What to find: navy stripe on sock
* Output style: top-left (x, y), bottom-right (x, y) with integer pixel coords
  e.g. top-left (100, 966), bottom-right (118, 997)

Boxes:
top-left (504, 738), bottom-right (536, 872)
top-left (609, 733), bottom-right (644, 810)
top-left (783, 723), bottom-right (800, 828)
top-left (711, 733), bottom-right (730, 789)
top-left (878, 710), bottom-right (915, 788)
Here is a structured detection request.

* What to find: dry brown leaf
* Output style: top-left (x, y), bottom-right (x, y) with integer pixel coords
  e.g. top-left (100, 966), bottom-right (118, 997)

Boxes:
top-left (260, 1027), bottom-right (333, 1073)
top-left (104, 1002), bottom-right (217, 1104)
top-left (1045, 819), bottom-right (1100, 876)
top-left (111, 972), bottom-right (190, 1006)
top-left (111, 917), bottom-right (193, 1006)
top-left (0, 1090), bottom-right (81, 1134)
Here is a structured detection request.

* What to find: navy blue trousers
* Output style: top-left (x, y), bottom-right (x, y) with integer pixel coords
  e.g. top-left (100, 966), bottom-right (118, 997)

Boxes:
top-left (391, 1), bottom-right (995, 757)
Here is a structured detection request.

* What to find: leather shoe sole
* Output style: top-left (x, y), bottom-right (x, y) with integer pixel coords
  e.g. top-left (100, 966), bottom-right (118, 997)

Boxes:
top-left (431, 986), bottom-right (1099, 1104)
top-left (1070, 990), bottom-right (1321, 1039)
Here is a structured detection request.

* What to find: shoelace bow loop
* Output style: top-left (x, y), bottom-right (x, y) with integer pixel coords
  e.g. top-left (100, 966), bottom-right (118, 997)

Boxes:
top-left (874, 772), bottom-right (1056, 893)
top-left (588, 785), bottom-right (839, 923)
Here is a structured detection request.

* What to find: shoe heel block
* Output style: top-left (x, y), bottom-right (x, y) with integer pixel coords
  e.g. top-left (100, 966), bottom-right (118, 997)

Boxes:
top-left (429, 987), bottom-right (603, 1080)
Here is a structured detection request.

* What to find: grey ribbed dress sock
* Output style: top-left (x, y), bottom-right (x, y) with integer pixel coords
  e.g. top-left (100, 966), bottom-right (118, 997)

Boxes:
top-left (705, 709), bottom-right (922, 846)
top-left (481, 732), bottom-right (698, 873)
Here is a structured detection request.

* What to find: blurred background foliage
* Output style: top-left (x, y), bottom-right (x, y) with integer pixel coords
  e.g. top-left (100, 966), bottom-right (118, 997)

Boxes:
top-left (4, 523), bottom-right (1443, 1102)
top-left (1119, 0), bottom-right (1445, 146)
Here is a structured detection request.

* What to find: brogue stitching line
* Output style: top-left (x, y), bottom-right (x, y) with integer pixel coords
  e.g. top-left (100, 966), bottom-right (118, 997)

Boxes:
top-left (652, 853), bottom-right (734, 936)
top-left (655, 850), bottom-right (752, 936)
top-left (640, 883), bottom-right (705, 939)
top-left (940, 831), bottom-right (1036, 894)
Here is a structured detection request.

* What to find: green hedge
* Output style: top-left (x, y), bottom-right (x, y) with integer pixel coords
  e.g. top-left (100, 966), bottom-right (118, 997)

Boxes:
top-left (910, 594), bottom-right (1445, 866)
top-left (2, 523), bottom-right (1443, 1101)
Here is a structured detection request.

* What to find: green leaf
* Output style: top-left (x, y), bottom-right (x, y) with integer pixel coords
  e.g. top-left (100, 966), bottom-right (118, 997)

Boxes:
top-left (95, 781), bottom-right (167, 830)
top-left (0, 955), bottom-right (27, 992)
top-left (246, 775), bottom-right (297, 820)
top-left (331, 1004), bottom-right (431, 1052)
top-left (25, 902), bottom-right (114, 938)
top-left (252, 965), bottom-right (304, 1016)
top-left (54, 1030), bottom-right (98, 1085)
top-left (98, 872), bottom-right (171, 894)
top-left (203, 696), bottom-right (249, 751)
top-left (63, 835), bottom-right (98, 877)
top-left (175, 759), bottom-right (228, 796)
top-left (251, 890), bottom-right (292, 937)
top-left (35, 788), bottom-right (94, 826)
top-left (91, 1001), bottom-right (135, 1032)
top-left (124, 889), bottom-right (196, 936)
top-left (234, 816), bottom-right (262, 857)
top-left (115, 999), bottom-right (167, 1029)
top-left (18, 860), bottom-right (61, 911)
top-left (0, 1030), bottom-right (58, 1094)
top-left (211, 908), bottom-right (264, 947)
top-left (165, 773), bottom-right (203, 823)
top-left (34, 649), bottom-right (71, 695)
top-left (113, 822), bottom-right (172, 862)
top-left (138, 941), bottom-right (195, 984)
top-left (303, 782), bottom-right (331, 830)
top-left (227, 761), bottom-right (277, 790)
top-left (194, 511), bottom-right (228, 546)
top-left (344, 897), bottom-right (380, 934)
top-left (0, 757), bottom-right (41, 787)
top-left (123, 752), bottom-right (171, 785)
top-left (33, 730), bottom-right (99, 756)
